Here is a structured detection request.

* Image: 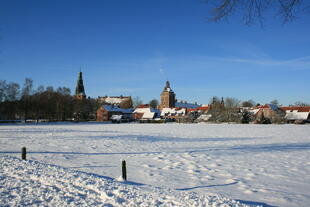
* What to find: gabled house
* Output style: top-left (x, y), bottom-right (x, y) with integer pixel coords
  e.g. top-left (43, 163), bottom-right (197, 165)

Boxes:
top-left (188, 106), bottom-right (210, 122)
top-left (97, 96), bottom-right (133, 108)
top-left (251, 104), bottom-right (285, 124)
top-left (133, 104), bottom-right (160, 120)
top-left (281, 106), bottom-right (310, 123)
top-left (96, 105), bottom-right (133, 122)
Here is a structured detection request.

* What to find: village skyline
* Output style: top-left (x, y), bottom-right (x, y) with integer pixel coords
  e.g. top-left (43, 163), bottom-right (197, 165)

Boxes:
top-left (1, 1), bottom-right (309, 105)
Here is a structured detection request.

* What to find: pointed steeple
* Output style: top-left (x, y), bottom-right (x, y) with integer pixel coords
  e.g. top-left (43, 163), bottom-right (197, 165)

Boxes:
top-left (75, 71), bottom-right (86, 100)
top-left (212, 97), bottom-right (216, 104)
top-left (163, 80), bottom-right (172, 92)
top-left (221, 97), bottom-right (225, 108)
top-left (165, 80), bottom-right (170, 88)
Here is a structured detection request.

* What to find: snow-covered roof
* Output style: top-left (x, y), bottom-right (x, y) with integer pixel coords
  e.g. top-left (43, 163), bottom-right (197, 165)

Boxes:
top-left (161, 108), bottom-right (186, 116)
top-left (142, 112), bottom-right (155, 119)
top-left (249, 109), bottom-right (260, 115)
top-left (133, 107), bottom-right (160, 114)
top-left (98, 96), bottom-right (131, 104)
top-left (102, 105), bottom-right (133, 113)
top-left (285, 111), bottom-right (310, 120)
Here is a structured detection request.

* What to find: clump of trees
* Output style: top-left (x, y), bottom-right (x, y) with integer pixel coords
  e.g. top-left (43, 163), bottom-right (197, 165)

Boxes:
top-left (0, 78), bottom-right (98, 122)
top-left (202, 96), bottom-right (292, 124)
top-left (294, 101), bottom-right (309, 106)
top-left (207, 96), bottom-right (245, 123)
top-left (149, 99), bottom-right (159, 108)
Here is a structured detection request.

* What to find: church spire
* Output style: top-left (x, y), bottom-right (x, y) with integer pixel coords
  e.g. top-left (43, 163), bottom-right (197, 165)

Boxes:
top-left (75, 71), bottom-right (86, 100)
top-left (159, 80), bottom-right (176, 109)
top-left (163, 80), bottom-right (172, 92)
top-left (165, 80), bottom-right (170, 89)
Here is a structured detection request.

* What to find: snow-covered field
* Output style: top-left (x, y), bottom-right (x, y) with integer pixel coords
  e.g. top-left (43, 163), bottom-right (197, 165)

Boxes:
top-left (1, 123), bottom-right (310, 206)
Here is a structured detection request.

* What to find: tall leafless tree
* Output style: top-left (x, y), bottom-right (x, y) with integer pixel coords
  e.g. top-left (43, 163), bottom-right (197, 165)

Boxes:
top-left (225, 97), bottom-right (241, 109)
top-left (294, 101), bottom-right (309, 106)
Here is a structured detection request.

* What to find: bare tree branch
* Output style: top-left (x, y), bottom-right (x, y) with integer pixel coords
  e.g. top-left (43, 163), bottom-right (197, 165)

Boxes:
top-left (205, 0), bottom-right (309, 25)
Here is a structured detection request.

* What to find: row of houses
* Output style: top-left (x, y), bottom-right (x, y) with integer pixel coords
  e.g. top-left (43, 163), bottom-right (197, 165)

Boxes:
top-left (96, 104), bottom-right (187, 122)
top-left (96, 103), bottom-right (310, 124)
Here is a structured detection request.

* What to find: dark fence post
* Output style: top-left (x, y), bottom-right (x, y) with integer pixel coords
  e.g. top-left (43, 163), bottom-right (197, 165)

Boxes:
top-left (21, 147), bottom-right (26, 160)
top-left (122, 160), bottom-right (127, 181)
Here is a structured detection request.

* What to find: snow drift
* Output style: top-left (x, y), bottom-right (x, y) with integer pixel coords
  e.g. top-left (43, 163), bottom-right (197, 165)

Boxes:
top-left (0, 156), bottom-right (248, 206)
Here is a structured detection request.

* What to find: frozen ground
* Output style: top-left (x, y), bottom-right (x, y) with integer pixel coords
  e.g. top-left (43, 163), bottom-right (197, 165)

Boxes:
top-left (1, 123), bottom-right (310, 206)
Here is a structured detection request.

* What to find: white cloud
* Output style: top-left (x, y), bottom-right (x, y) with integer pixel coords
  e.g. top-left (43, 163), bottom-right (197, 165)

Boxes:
top-left (159, 68), bottom-right (164, 74)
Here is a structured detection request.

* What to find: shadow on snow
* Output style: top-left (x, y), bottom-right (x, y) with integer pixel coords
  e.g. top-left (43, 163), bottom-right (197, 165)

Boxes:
top-left (1, 142), bottom-right (310, 156)
top-left (176, 181), bottom-right (238, 191)
top-left (235, 199), bottom-right (278, 207)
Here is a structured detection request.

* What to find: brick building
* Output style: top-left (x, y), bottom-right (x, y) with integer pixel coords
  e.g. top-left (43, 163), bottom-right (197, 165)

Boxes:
top-left (158, 81), bottom-right (175, 110)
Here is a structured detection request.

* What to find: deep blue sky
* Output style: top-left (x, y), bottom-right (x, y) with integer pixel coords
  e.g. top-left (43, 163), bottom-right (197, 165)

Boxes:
top-left (1, 0), bottom-right (309, 105)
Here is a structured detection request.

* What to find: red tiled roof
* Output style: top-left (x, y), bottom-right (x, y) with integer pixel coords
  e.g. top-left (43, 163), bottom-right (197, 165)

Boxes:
top-left (187, 108), bottom-right (196, 113)
top-left (187, 106), bottom-right (209, 112)
top-left (298, 108), bottom-right (310, 112)
top-left (280, 106), bottom-right (310, 112)
top-left (197, 106), bottom-right (209, 111)
top-left (256, 104), bottom-right (270, 109)
top-left (137, 104), bottom-right (150, 108)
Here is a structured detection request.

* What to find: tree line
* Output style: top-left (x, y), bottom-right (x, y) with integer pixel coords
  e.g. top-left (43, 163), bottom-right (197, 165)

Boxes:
top-left (0, 78), bottom-right (98, 122)
top-left (205, 96), bottom-right (309, 124)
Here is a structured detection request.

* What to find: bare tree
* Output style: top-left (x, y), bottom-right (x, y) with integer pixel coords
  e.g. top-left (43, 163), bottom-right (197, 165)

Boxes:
top-left (0, 80), bottom-right (7, 102)
top-left (20, 78), bottom-right (34, 121)
top-left (133, 96), bottom-right (143, 108)
top-left (21, 78), bottom-right (33, 97)
top-left (225, 97), bottom-right (241, 109)
top-left (6, 82), bottom-right (20, 101)
top-left (294, 101), bottom-right (309, 106)
top-left (270, 99), bottom-right (280, 106)
top-left (205, 0), bottom-right (309, 25)
top-left (242, 99), bottom-right (256, 107)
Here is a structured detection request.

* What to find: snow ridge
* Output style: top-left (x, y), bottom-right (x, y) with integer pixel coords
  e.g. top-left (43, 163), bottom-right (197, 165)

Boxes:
top-left (0, 156), bottom-right (249, 207)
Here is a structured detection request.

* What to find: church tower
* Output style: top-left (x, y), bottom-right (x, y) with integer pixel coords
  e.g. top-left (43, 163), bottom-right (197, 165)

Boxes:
top-left (159, 80), bottom-right (176, 109)
top-left (75, 71), bottom-right (86, 100)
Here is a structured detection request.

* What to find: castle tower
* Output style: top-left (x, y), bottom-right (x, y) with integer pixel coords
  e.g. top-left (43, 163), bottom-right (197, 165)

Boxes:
top-left (159, 80), bottom-right (176, 109)
top-left (75, 71), bottom-right (86, 100)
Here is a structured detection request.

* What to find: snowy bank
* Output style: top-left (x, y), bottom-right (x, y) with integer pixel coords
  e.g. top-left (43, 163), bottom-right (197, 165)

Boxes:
top-left (0, 156), bottom-right (248, 207)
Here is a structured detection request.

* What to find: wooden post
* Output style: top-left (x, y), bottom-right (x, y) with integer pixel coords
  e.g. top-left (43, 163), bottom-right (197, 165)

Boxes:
top-left (21, 147), bottom-right (26, 160)
top-left (122, 160), bottom-right (127, 181)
